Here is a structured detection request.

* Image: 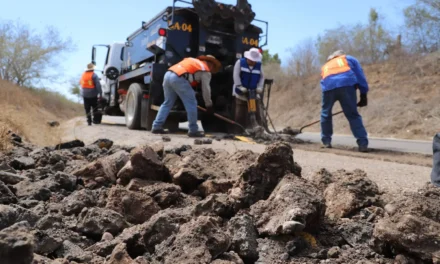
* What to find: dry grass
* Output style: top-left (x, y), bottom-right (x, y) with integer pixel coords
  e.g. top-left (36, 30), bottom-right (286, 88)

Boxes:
top-left (0, 79), bottom-right (83, 146)
top-left (0, 125), bottom-right (12, 151)
top-left (265, 53), bottom-right (440, 140)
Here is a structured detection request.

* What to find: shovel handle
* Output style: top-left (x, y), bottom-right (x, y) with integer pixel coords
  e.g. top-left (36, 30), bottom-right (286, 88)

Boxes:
top-left (299, 110), bottom-right (344, 133)
top-left (197, 105), bottom-right (249, 135)
top-left (197, 106), bottom-right (235, 125)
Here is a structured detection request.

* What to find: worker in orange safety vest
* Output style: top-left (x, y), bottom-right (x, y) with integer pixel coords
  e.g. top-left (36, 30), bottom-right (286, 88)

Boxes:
top-left (79, 63), bottom-right (102, 126)
top-left (151, 55), bottom-right (221, 137)
top-left (320, 50), bottom-right (369, 152)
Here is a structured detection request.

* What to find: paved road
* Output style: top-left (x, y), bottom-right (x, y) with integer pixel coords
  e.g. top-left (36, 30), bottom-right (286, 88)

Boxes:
top-left (102, 116), bottom-right (433, 155)
top-left (295, 132), bottom-right (432, 155)
top-left (61, 116), bottom-right (432, 193)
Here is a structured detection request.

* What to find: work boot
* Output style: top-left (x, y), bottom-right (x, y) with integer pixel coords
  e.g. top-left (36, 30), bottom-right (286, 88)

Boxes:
top-left (151, 129), bottom-right (167, 134)
top-left (188, 131), bottom-right (205, 138)
top-left (358, 145), bottom-right (368, 153)
top-left (321, 143), bottom-right (332, 149)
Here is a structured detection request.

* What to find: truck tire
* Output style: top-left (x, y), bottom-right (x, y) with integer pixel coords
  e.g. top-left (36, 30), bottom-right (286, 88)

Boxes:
top-left (125, 83), bottom-right (144, 130)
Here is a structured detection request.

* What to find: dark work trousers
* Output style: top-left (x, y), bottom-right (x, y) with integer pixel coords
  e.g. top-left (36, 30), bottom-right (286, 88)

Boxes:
top-left (431, 133), bottom-right (440, 187)
top-left (234, 97), bottom-right (263, 134)
top-left (83, 97), bottom-right (98, 125)
top-left (234, 98), bottom-right (248, 133)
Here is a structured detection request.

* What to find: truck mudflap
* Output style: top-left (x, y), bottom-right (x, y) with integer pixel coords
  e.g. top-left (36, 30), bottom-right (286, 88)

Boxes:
top-left (140, 92), bottom-right (154, 130)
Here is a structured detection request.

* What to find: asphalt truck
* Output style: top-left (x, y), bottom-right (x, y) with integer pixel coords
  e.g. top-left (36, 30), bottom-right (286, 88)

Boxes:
top-left (92, 0), bottom-right (273, 133)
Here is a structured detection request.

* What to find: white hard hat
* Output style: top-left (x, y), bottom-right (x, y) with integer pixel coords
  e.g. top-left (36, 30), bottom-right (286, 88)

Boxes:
top-left (244, 47), bottom-right (263, 63)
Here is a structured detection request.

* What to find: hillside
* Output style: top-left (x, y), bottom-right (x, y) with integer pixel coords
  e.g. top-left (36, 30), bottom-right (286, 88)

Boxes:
top-left (266, 52), bottom-right (440, 141)
top-left (0, 79), bottom-right (83, 147)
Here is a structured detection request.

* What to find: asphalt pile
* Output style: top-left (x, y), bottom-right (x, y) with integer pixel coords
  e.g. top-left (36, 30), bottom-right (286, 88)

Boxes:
top-left (241, 125), bottom-right (305, 144)
top-left (0, 135), bottom-right (438, 264)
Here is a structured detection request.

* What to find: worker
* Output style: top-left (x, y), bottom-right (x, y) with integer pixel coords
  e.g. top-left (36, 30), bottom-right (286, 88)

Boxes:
top-left (320, 50), bottom-right (369, 152)
top-left (151, 55), bottom-right (221, 137)
top-left (79, 63), bottom-right (102, 126)
top-left (232, 47), bottom-right (264, 131)
top-left (431, 133), bottom-right (440, 187)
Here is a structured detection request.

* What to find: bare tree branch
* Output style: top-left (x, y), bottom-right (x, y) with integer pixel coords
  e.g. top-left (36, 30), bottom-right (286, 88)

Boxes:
top-left (0, 19), bottom-right (74, 87)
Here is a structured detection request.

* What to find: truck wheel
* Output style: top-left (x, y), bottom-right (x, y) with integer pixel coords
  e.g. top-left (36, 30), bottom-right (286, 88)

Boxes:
top-left (125, 83), bottom-right (144, 129)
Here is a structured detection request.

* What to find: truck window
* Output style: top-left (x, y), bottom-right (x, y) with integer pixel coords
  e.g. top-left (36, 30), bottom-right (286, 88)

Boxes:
top-left (104, 47), bottom-right (110, 65)
top-left (121, 47), bottom-right (124, 61)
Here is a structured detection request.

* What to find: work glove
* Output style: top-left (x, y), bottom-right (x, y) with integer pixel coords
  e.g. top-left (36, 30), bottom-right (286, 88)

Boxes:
top-left (357, 93), bottom-right (368, 107)
top-left (206, 105), bottom-right (215, 115)
top-left (256, 87), bottom-right (263, 94)
top-left (235, 85), bottom-right (247, 95)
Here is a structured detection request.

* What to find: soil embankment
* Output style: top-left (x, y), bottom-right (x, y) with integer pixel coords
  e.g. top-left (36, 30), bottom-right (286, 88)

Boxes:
top-left (0, 80), bottom-right (82, 147)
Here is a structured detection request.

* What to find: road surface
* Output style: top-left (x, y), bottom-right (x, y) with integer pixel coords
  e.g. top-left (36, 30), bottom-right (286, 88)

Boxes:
top-left (100, 116), bottom-right (433, 155)
top-left (295, 132), bottom-right (432, 155)
top-left (61, 116), bottom-right (433, 194)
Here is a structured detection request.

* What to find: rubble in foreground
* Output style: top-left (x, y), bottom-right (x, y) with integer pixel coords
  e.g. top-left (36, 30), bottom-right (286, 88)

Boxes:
top-left (0, 135), bottom-right (438, 264)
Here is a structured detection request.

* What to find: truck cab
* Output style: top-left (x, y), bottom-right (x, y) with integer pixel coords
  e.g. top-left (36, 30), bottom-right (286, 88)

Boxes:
top-left (92, 0), bottom-right (271, 133)
top-left (92, 43), bottom-right (125, 115)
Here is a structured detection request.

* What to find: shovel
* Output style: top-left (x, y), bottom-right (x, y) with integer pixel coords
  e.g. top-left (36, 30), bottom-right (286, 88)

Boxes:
top-left (197, 106), bottom-right (250, 136)
top-left (285, 110), bottom-right (344, 135)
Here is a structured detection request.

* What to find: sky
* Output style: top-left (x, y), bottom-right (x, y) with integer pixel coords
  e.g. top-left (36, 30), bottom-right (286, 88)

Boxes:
top-left (0, 0), bottom-right (413, 99)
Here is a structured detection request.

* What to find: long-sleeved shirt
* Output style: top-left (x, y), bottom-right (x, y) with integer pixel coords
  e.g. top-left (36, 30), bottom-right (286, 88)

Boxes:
top-left (81, 70), bottom-right (103, 98)
top-left (232, 59), bottom-right (265, 100)
top-left (320, 55), bottom-right (369, 94)
top-left (187, 71), bottom-right (212, 107)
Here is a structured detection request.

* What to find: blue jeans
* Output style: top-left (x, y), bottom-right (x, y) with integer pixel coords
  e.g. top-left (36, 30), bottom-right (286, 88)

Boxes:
top-left (320, 86), bottom-right (368, 147)
top-left (152, 71), bottom-right (198, 133)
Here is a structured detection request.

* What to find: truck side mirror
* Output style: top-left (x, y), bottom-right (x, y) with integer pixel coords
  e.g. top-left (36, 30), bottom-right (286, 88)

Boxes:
top-left (92, 47), bottom-right (97, 63)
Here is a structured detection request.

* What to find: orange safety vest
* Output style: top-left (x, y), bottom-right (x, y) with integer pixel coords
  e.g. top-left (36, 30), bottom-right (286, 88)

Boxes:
top-left (169, 58), bottom-right (210, 87)
top-left (80, 71), bottom-right (95, 89)
top-left (321, 55), bottom-right (351, 80)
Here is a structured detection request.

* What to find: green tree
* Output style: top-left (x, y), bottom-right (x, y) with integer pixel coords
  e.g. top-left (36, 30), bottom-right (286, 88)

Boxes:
top-left (262, 49), bottom-right (281, 65)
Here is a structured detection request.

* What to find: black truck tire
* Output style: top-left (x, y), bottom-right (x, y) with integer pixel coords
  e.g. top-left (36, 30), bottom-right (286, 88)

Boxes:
top-left (125, 83), bottom-right (144, 130)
